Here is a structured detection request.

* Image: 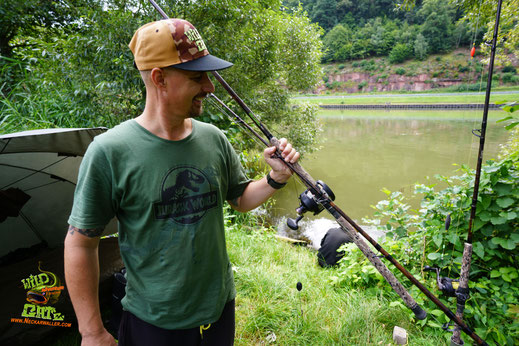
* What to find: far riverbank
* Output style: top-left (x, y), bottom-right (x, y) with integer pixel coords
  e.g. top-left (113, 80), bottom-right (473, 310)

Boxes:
top-left (292, 90), bottom-right (519, 106)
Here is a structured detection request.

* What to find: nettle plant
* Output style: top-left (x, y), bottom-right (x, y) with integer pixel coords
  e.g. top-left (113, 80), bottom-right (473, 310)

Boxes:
top-left (334, 151), bottom-right (518, 345)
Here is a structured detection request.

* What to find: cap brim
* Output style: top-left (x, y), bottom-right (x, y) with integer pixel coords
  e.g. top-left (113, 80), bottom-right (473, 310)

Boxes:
top-left (172, 54), bottom-right (233, 71)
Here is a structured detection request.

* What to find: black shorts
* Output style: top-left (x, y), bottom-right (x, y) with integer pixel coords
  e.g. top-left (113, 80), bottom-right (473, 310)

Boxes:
top-left (118, 299), bottom-right (235, 346)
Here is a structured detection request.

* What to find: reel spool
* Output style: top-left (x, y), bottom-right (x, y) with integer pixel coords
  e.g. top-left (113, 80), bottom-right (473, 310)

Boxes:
top-left (287, 180), bottom-right (335, 230)
top-left (424, 265), bottom-right (460, 297)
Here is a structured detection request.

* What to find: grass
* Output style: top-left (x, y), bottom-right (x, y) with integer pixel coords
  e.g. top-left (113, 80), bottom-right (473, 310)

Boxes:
top-left (227, 224), bottom-right (446, 345)
top-left (292, 92), bottom-right (519, 106)
top-left (315, 108), bottom-right (507, 120)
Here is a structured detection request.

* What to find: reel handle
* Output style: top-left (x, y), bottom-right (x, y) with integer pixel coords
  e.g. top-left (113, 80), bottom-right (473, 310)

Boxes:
top-left (287, 215), bottom-right (304, 230)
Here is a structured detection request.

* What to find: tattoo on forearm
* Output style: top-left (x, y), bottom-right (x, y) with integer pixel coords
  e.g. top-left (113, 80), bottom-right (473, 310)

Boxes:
top-left (68, 225), bottom-right (104, 238)
top-left (230, 198), bottom-right (239, 207)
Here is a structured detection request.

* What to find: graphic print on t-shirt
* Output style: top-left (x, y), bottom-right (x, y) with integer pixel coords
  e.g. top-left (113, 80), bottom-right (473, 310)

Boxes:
top-left (153, 165), bottom-right (217, 224)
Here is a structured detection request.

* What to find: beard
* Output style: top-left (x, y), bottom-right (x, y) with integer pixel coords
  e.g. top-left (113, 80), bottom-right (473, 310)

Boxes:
top-left (189, 104), bottom-right (203, 118)
top-left (189, 94), bottom-right (206, 118)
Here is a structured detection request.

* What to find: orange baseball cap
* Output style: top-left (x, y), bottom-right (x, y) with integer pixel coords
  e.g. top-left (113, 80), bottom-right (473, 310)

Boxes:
top-left (129, 18), bottom-right (232, 71)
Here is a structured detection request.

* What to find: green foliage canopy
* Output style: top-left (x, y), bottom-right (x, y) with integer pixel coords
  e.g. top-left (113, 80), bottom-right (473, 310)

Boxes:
top-left (0, 0), bottom-right (93, 58)
top-left (418, 0), bottom-right (456, 53)
top-left (1, 0), bottom-right (323, 154)
top-left (400, 0), bottom-right (518, 62)
top-left (299, 0), bottom-right (474, 63)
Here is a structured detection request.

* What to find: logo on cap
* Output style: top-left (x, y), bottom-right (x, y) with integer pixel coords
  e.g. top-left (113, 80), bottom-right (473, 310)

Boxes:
top-left (185, 28), bottom-right (207, 52)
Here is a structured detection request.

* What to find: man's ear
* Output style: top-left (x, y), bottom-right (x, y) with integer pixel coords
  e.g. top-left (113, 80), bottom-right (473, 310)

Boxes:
top-left (150, 68), bottom-right (167, 88)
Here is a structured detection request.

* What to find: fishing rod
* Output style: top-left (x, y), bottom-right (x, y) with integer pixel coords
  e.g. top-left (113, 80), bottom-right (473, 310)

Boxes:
top-left (449, 1), bottom-right (503, 345)
top-left (145, 1), bottom-right (487, 344)
top-left (423, 2), bottom-right (504, 344)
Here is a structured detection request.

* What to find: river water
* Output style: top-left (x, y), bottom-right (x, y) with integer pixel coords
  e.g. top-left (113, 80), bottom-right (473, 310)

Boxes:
top-left (271, 109), bottom-right (509, 247)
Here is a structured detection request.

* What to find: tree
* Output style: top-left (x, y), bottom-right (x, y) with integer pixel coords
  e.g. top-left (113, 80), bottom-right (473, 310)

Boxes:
top-left (335, 43), bottom-right (353, 61)
top-left (396, 21), bottom-right (416, 46)
top-left (414, 33), bottom-right (429, 60)
top-left (311, 0), bottom-right (338, 32)
top-left (418, 0), bottom-right (455, 53)
top-left (399, 0), bottom-right (518, 59)
top-left (457, 0), bottom-right (519, 63)
top-left (322, 24), bottom-right (352, 62)
top-left (370, 25), bottom-right (387, 55)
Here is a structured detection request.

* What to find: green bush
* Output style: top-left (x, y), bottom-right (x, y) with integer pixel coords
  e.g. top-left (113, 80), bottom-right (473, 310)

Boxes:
top-left (377, 74), bottom-right (388, 81)
top-left (459, 65), bottom-right (470, 73)
top-left (363, 63), bottom-right (377, 72)
top-left (389, 43), bottom-right (413, 64)
top-left (339, 151), bottom-right (519, 345)
top-left (358, 80), bottom-right (367, 90)
top-left (335, 43), bottom-right (353, 61)
top-left (395, 67), bottom-right (406, 75)
top-left (446, 83), bottom-right (486, 92)
top-left (502, 73), bottom-right (515, 84)
top-left (502, 65), bottom-right (517, 73)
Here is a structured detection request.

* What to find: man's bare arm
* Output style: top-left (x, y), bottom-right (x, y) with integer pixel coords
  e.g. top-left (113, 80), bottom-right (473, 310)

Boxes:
top-left (64, 225), bottom-right (116, 346)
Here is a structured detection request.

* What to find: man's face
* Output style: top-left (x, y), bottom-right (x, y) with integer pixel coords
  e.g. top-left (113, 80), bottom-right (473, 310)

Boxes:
top-left (162, 68), bottom-right (215, 118)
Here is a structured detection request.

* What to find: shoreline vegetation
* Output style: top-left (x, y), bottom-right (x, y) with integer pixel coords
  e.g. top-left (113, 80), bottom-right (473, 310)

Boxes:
top-left (292, 89), bottom-right (519, 106)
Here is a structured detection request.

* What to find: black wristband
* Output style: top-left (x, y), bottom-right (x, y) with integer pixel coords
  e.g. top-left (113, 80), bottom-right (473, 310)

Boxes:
top-left (267, 172), bottom-right (287, 189)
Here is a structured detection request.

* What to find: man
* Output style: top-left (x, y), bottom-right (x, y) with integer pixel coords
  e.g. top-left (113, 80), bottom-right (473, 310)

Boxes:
top-left (64, 18), bottom-right (299, 346)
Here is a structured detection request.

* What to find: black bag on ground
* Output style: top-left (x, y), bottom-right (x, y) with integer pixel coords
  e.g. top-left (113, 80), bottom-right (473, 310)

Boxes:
top-left (317, 227), bottom-right (353, 267)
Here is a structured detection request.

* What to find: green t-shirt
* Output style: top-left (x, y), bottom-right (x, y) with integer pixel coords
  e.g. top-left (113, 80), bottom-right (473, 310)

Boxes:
top-left (68, 119), bottom-right (250, 329)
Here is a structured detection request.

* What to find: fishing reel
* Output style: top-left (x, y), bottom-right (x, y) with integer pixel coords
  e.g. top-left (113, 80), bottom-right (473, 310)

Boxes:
top-left (287, 180), bottom-right (335, 230)
top-left (424, 266), bottom-right (460, 297)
